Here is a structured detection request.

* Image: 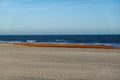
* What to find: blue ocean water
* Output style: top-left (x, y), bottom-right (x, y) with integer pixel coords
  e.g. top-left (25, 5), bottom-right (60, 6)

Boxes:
top-left (0, 35), bottom-right (120, 48)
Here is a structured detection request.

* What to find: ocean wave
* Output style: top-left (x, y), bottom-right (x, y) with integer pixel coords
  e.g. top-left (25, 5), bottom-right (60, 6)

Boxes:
top-left (91, 43), bottom-right (120, 48)
top-left (26, 40), bottom-right (36, 43)
top-left (55, 39), bottom-right (66, 42)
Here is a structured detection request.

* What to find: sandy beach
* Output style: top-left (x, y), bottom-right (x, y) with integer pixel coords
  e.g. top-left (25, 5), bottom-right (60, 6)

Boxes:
top-left (0, 44), bottom-right (120, 80)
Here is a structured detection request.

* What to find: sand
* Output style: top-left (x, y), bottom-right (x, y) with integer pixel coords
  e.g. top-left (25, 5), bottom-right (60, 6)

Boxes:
top-left (0, 44), bottom-right (120, 80)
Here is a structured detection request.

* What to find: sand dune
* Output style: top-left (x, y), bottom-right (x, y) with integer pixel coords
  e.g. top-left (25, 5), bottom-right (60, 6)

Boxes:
top-left (0, 44), bottom-right (120, 80)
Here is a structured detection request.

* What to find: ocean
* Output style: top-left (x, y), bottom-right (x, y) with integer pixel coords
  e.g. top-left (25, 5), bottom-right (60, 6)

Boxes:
top-left (0, 35), bottom-right (120, 48)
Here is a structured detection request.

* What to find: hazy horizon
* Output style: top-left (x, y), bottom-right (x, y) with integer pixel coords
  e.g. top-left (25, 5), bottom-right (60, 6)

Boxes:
top-left (0, 34), bottom-right (120, 36)
top-left (0, 0), bottom-right (120, 35)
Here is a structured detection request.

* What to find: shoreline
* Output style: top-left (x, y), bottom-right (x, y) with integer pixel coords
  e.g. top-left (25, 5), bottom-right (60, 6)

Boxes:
top-left (12, 43), bottom-right (120, 49)
top-left (0, 42), bottom-right (120, 49)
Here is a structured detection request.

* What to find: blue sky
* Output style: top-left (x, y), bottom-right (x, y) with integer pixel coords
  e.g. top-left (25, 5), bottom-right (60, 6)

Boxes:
top-left (0, 0), bottom-right (120, 35)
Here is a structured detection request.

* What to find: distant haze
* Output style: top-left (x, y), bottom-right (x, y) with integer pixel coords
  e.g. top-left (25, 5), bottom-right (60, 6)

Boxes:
top-left (0, 0), bottom-right (120, 35)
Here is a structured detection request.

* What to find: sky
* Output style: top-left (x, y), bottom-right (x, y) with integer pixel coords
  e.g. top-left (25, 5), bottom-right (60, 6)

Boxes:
top-left (0, 0), bottom-right (120, 35)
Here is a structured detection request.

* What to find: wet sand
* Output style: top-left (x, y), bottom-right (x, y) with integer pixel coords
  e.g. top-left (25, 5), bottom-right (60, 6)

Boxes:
top-left (14, 43), bottom-right (119, 49)
top-left (0, 44), bottom-right (120, 80)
